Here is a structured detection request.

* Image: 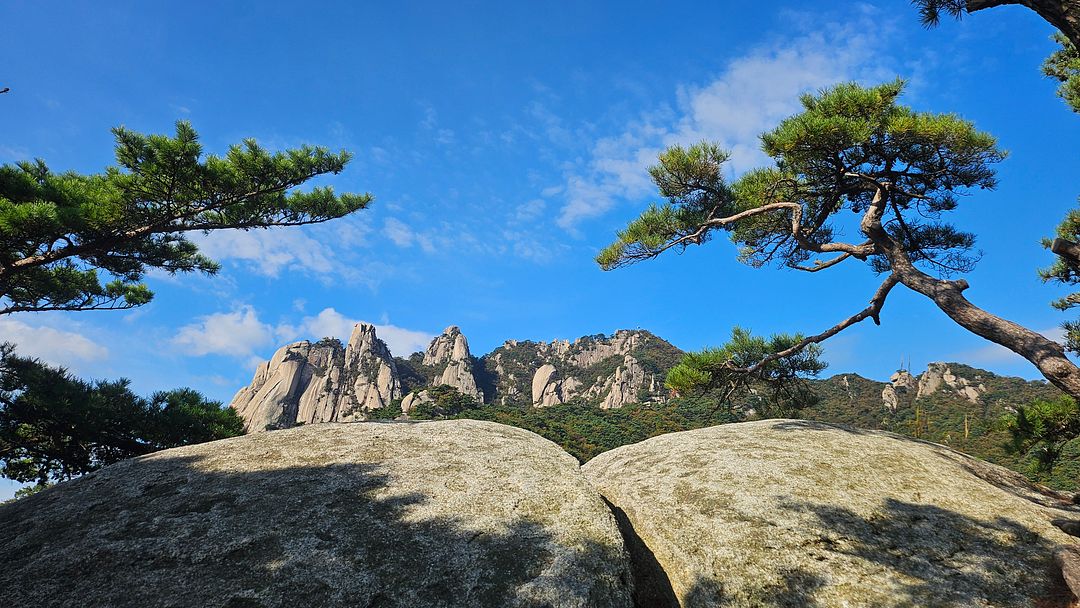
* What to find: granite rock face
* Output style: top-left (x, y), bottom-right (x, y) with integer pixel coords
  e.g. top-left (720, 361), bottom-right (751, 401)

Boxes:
top-left (231, 323), bottom-right (400, 431)
top-left (230, 340), bottom-right (343, 431)
top-left (916, 362), bottom-right (987, 403)
top-left (491, 330), bottom-right (677, 409)
top-left (583, 419), bottom-right (1079, 608)
top-left (422, 326), bottom-right (484, 402)
top-left (0, 420), bottom-right (635, 608)
top-left (236, 327), bottom-right (683, 425)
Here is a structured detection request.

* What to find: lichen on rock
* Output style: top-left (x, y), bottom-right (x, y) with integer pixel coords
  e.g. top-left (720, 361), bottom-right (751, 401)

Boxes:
top-left (0, 420), bottom-right (634, 608)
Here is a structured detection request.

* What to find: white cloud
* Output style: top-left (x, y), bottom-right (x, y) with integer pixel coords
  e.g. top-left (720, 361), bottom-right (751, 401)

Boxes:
top-left (0, 318), bottom-right (108, 369)
top-left (173, 305), bottom-right (274, 358)
top-left (514, 199), bottom-right (547, 223)
top-left (276, 307), bottom-right (434, 357)
top-left (556, 13), bottom-right (893, 230)
top-left (188, 217), bottom-right (378, 288)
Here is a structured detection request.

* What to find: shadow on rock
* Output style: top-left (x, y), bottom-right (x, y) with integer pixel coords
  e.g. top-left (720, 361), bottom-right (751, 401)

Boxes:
top-left (773, 497), bottom-right (1075, 608)
top-left (0, 453), bottom-right (628, 608)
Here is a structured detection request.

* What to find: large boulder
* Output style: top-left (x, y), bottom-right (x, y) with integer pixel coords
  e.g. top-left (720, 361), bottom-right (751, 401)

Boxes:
top-left (0, 420), bottom-right (634, 608)
top-left (583, 419), bottom-right (1080, 608)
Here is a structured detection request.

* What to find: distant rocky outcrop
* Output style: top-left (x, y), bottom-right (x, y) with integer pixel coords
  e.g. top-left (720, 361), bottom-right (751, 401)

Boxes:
top-left (484, 330), bottom-right (681, 409)
top-left (869, 363), bottom-right (994, 412)
top-left (583, 420), bottom-right (1080, 608)
top-left (0, 420), bottom-right (634, 608)
top-left (916, 362), bottom-right (987, 403)
top-left (231, 323), bottom-right (400, 432)
top-left (233, 326), bottom-right (684, 430)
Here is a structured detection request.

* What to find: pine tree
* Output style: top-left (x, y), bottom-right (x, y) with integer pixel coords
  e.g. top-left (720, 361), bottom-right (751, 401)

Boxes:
top-left (0, 121), bottom-right (370, 314)
top-left (599, 80), bottom-right (1080, 400)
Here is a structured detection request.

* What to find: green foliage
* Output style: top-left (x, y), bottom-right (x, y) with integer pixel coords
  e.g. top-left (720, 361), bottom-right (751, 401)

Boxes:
top-left (596, 143), bottom-right (732, 270)
top-left (368, 400), bottom-right (403, 421)
top-left (0, 121), bottom-right (370, 314)
top-left (601, 81), bottom-right (1003, 275)
top-left (911, 0), bottom-right (966, 27)
top-left (1005, 395), bottom-right (1080, 481)
top-left (409, 385), bottom-right (482, 419)
top-left (666, 327), bottom-right (826, 417)
top-left (0, 343), bottom-right (244, 485)
top-left (314, 337), bottom-right (343, 349)
top-left (453, 398), bottom-right (741, 463)
top-left (1043, 32), bottom-right (1080, 114)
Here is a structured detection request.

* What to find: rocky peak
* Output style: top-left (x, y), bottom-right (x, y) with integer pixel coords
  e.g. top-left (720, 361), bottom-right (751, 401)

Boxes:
top-left (531, 364), bottom-right (581, 407)
top-left (916, 362), bottom-right (986, 404)
top-left (568, 330), bottom-right (644, 368)
top-left (339, 323), bottom-right (401, 418)
top-left (889, 370), bottom-right (918, 393)
top-left (422, 326), bottom-right (468, 366)
top-left (231, 324), bottom-right (399, 432)
top-left (420, 326), bottom-right (483, 402)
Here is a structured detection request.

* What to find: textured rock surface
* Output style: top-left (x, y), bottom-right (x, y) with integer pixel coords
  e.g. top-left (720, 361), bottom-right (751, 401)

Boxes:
top-left (232, 323), bottom-right (400, 431)
top-left (531, 364), bottom-right (582, 407)
top-left (423, 326), bottom-right (483, 402)
top-left (497, 330), bottom-right (679, 409)
top-left (237, 328), bottom-right (682, 422)
top-left (400, 389), bottom-right (433, 414)
top-left (231, 340), bottom-right (343, 431)
top-left (916, 362), bottom-right (986, 403)
top-left (583, 419), bottom-right (1079, 608)
top-left (339, 324), bottom-right (401, 418)
top-left (881, 384), bottom-right (900, 411)
top-left (0, 420), bottom-right (634, 608)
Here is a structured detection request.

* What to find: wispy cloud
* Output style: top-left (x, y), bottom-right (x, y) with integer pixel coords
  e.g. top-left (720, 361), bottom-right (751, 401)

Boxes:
top-left (191, 217), bottom-right (379, 287)
top-left (555, 10), bottom-right (895, 230)
top-left (383, 217), bottom-right (436, 253)
top-left (956, 327), bottom-right (1067, 366)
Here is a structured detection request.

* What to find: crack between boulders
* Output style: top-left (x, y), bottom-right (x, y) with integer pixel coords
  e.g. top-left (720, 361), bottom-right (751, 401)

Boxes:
top-left (599, 495), bottom-right (680, 608)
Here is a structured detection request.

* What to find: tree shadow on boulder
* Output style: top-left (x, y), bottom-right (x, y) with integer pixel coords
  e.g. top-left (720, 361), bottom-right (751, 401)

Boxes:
top-left (773, 497), bottom-right (1075, 607)
top-left (0, 453), bottom-right (631, 608)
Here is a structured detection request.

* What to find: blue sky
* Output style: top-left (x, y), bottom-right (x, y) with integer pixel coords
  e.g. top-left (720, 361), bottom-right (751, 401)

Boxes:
top-left (1, 2), bottom-right (1077, 438)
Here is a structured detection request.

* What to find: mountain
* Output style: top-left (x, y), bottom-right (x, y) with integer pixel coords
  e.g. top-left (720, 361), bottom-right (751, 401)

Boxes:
top-left (230, 324), bottom-right (1075, 489)
top-left (231, 324), bottom-right (401, 431)
top-left (231, 324), bottom-right (683, 432)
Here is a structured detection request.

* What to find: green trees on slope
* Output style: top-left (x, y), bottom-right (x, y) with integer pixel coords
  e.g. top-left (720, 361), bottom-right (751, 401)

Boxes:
top-left (0, 344), bottom-right (244, 490)
top-left (0, 121), bottom-right (369, 314)
top-left (1006, 396), bottom-right (1080, 480)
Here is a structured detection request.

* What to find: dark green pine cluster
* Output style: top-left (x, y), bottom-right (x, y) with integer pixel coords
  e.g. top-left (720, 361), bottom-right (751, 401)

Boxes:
top-left (0, 121), bottom-right (370, 315)
top-left (0, 344), bottom-right (245, 493)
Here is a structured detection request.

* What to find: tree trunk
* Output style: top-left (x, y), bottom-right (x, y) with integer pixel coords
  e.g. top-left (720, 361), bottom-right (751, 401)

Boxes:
top-left (892, 256), bottom-right (1080, 398)
top-left (969, 0), bottom-right (1080, 48)
top-left (860, 188), bottom-right (1080, 399)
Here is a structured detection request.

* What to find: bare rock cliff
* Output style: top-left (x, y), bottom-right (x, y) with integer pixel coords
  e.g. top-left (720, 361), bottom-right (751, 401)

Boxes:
top-left (233, 327), bottom-right (683, 429)
top-left (231, 323), bottom-right (399, 432)
top-left (422, 326), bottom-right (483, 402)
